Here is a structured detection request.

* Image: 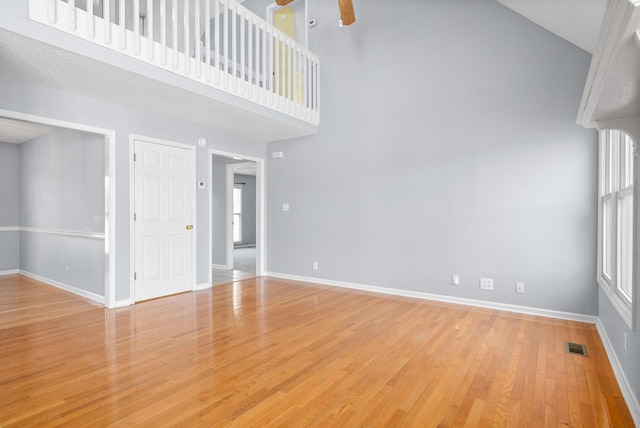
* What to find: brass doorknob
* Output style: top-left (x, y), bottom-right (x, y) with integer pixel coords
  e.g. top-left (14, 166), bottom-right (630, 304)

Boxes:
top-left (186, 225), bottom-right (193, 230)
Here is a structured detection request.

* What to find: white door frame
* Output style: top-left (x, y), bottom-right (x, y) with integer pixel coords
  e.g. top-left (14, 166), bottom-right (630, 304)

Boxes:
top-left (227, 161), bottom-right (256, 269)
top-left (129, 134), bottom-right (197, 303)
top-left (0, 108), bottom-right (117, 308)
top-left (266, 0), bottom-right (309, 48)
top-left (210, 149), bottom-right (265, 285)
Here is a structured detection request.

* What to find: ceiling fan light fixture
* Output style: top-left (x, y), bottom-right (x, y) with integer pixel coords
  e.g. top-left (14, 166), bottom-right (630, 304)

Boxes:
top-left (338, 0), bottom-right (356, 26)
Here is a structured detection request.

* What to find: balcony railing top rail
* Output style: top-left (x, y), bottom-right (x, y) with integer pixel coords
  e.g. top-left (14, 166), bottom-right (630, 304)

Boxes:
top-left (28, 0), bottom-right (320, 126)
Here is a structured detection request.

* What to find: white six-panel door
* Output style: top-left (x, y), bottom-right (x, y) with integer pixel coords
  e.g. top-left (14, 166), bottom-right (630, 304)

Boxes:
top-left (134, 139), bottom-right (195, 302)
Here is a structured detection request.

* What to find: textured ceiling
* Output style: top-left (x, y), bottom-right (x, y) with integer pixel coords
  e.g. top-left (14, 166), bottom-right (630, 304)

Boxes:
top-left (496, 0), bottom-right (607, 53)
top-left (0, 28), bottom-right (315, 143)
top-left (0, 117), bottom-right (56, 144)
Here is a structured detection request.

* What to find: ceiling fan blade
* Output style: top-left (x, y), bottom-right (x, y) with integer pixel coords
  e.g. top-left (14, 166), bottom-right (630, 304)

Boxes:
top-left (276, 0), bottom-right (294, 6)
top-left (338, 0), bottom-right (356, 25)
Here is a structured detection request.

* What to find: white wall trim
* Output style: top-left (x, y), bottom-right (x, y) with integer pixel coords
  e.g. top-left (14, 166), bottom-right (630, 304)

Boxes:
top-left (19, 226), bottom-right (105, 239)
top-left (0, 108), bottom-right (116, 309)
top-left (195, 282), bottom-right (211, 291)
top-left (20, 270), bottom-right (105, 305)
top-left (210, 148), bottom-right (266, 282)
top-left (212, 263), bottom-right (228, 270)
top-left (0, 269), bottom-right (19, 276)
top-left (596, 319), bottom-right (640, 426)
top-left (114, 299), bottom-right (133, 308)
top-left (266, 272), bottom-right (599, 324)
top-left (0, 227), bottom-right (20, 232)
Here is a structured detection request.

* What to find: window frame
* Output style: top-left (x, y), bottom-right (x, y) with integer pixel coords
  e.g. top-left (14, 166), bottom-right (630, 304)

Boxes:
top-left (597, 129), bottom-right (636, 330)
top-left (233, 185), bottom-right (242, 243)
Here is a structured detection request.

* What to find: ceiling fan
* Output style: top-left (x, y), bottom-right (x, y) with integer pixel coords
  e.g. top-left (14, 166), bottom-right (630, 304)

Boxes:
top-left (275, 0), bottom-right (356, 26)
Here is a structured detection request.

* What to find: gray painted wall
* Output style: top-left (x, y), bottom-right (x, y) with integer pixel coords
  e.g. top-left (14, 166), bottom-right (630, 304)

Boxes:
top-left (18, 128), bottom-right (105, 295)
top-left (265, 0), bottom-right (598, 315)
top-left (0, 142), bottom-right (20, 226)
top-left (212, 155), bottom-right (231, 266)
top-left (0, 75), bottom-right (265, 300)
top-left (0, 142), bottom-right (20, 271)
top-left (20, 129), bottom-right (105, 232)
top-left (236, 174), bottom-right (256, 246)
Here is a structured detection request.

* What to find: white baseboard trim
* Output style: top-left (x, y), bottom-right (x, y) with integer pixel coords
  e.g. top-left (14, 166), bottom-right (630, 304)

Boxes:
top-left (212, 263), bottom-right (228, 270)
top-left (114, 299), bottom-right (133, 308)
top-left (19, 270), bottom-right (105, 305)
top-left (596, 319), bottom-right (640, 426)
top-left (0, 269), bottom-right (19, 276)
top-left (195, 282), bottom-right (211, 291)
top-left (265, 272), bottom-right (598, 324)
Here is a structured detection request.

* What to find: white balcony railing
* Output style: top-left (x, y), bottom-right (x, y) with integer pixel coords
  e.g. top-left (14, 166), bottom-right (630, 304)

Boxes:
top-left (28, 0), bottom-right (320, 126)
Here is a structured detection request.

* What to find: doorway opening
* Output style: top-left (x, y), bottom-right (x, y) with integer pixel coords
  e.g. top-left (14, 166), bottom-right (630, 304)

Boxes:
top-left (0, 109), bottom-right (115, 307)
top-left (210, 151), bottom-right (264, 286)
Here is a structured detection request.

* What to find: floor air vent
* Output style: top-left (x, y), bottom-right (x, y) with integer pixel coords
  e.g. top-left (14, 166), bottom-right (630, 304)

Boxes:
top-left (565, 342), bottom-right (588, 357)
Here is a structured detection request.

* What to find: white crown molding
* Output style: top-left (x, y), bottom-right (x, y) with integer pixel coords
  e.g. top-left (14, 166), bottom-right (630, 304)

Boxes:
top-left (577, 0), bottom-right (639, 128)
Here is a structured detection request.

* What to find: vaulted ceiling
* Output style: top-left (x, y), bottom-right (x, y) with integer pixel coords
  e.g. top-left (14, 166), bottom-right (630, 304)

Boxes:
top-left (496, 0), bottom-right (607, 54)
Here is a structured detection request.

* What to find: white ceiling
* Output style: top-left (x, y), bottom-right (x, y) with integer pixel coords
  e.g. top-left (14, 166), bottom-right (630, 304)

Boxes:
top-left (0, 117), bottom-right (56, 144)
top-left (495, 0), bottom-right (607, 53)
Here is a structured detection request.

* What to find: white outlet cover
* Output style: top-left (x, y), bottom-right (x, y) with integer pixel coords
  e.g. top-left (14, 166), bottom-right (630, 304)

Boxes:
top-left (282, 203), bottom-right (290, 211)
top-left (480, 277), bottom-right (494, 290)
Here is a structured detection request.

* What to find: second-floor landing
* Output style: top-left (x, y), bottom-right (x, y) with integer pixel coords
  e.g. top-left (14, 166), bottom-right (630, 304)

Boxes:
top-left (0, 0), bottom-right (319, 143)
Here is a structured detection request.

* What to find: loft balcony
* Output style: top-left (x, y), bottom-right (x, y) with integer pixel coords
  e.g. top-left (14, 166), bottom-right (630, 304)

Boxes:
top-left (1, 0), bottom-right (320, 142)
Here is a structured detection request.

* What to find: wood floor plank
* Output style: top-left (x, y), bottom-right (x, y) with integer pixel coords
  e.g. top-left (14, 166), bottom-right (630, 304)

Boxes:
top-left (0, 274), bottom-right (634, 427)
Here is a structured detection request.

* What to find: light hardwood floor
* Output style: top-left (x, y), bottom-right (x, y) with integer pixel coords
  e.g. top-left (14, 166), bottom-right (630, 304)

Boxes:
top-left (0, 274), bottom-right (634, 427)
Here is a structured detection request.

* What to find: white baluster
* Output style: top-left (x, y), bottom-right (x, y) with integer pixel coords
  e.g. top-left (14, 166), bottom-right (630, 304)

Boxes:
top-left (68, 0), bottom-right (76, 31)
top-left (160, 0), bottom-right (167, 65)
top-left (119, 0), bottom-right (125, 50)
top-left (195, 0), bottom-right (201, 78)
top-left (147, 0), bottom-right (154, 60)
top-left (232, 1), bottom-right (237, 89)
top-left (214, 0), bottom-right (220, 84)
top-left (223, 0), bottom-right (228, 88)
top-left (104, 0), bottom-right (111, 44)
top-left (205, 0), bottom-right (211, 82)
top-left (248, 15), bottom-right (253, 95)
top-left (134, 0), bottom-right (140, 54)
top-left (47, 0), bottom-right (56, 24)
top-left (183, 0), bottom-right (190, 75)
top-left (288, 40), bottom-right (293, 106)
top-left (274, 32), bottom-right (280, 103)
top-left (87, 0), bottom-right (94, 38)
top-left (240, 8), bottom-right (245, 93)
top-left (172, 0), bottom-right (178, 69)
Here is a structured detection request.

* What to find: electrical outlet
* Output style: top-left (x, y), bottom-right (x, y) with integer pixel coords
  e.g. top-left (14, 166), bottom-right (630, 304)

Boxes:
top-left (516, 282), bottom-right (525, 294)
top-left (66, 266), bottom-right (70, 276)
top-left (452, 275), bottom-right (460, 285)
top-left (312, 261), bottom-right (319, 270)
top-left (480, 277), bottom-right (493, 291)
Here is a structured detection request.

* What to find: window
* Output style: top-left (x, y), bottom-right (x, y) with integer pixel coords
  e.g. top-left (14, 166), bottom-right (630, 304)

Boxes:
top-left (598, 129), bottom-right (635, 329)
top-left (233, 185), bottom-right (242, 243)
